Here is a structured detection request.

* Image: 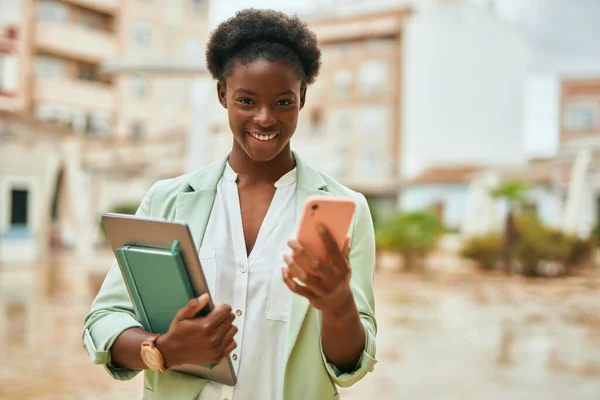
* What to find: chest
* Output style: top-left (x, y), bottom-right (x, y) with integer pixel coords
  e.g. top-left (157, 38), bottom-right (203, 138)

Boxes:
top-left (237, 184), bottom-right (277, 255)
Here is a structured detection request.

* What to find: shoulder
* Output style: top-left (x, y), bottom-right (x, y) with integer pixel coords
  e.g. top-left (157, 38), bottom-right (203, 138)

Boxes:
top-left (141, 156), bottom-right (226, 217)
top-left (318, 170), bottom-right (369, 208)
top-left (313, 169), bottom-right (374, 235)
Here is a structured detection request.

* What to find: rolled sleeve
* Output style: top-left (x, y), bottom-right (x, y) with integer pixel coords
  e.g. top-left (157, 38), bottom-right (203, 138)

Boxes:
top-left (82, 312), bottom-right (143, 381)
top-left (320, 320), bottom-right (377, 388)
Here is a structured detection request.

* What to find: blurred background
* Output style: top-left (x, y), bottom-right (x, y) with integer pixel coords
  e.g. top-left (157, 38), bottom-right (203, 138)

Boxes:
top-left (1, 0), bottom-right (599, 399)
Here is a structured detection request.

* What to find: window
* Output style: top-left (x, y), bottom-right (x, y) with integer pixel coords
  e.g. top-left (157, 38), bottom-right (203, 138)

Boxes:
top-left (131, 74), bottom-right (149, 97)
top-left (36, 0), bottom-right (69, 23)
top-left (189, 0), bottom-right (205, 12)
top-left (77, 63), bottom-right (99, 82)
top-left (74, 9), bottom-right (112, 32)
top-left (185, 39), bottom-right (203, 58)
top-left (337, 42), bottom-right (350, 58)
top-left (363, 151), bottom-right (382, 176)
top-left (334, 70), bottom-right (352, 96)
top-left (361, 106), bottom-right (389, 139)
top-left (0, 54), bottom-right (18, 93)
top-left (365, 38), bottom-right (396, 54)
top-left (309, 108), bottom-right (324, 135)
top-left (131, 21), bottom-right (152, 46)
top-left (10, 189), bottom-right (28, 226)
top-left (34, 55), bottom-right (68, 79)
top-left (359, 60), bottom-right (388, 96)
top-left (564, 102), bottom-right (598, 132)
top-left (87, 113), bottom-right (112, 136)
top-left (0, 55), bottom-right (5, 91)
top-left (131, 122), bottom-right (146, 139)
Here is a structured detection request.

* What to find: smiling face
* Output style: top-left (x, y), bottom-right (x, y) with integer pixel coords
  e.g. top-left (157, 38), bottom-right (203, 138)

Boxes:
top-left (218, 59), bottom-right (305, 163)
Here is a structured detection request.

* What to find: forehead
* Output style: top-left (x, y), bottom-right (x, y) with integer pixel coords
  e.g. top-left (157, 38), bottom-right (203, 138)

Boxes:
top-left (227, 60), bottom-right (302, 94)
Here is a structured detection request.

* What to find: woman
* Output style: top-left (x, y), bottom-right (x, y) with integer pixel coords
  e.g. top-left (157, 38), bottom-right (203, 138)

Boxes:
top-left (83, 9), bottom-right (377, 400)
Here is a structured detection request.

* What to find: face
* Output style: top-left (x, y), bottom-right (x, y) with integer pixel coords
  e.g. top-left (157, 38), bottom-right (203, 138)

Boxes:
top-left (218, 59), bottom-right (305, 163)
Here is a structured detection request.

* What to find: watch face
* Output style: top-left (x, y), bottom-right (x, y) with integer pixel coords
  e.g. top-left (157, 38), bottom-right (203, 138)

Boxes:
top-left (141, 347), bottom-right (162, 370)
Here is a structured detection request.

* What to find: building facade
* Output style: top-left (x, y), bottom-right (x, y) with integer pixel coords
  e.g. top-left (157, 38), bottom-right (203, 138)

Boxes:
top-left (0, 0), bottom-right (209, 262)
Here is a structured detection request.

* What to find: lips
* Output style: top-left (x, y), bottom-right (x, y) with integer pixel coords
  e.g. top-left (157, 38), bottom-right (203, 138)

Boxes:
top-left (247, 131), bottom-right (280, 141)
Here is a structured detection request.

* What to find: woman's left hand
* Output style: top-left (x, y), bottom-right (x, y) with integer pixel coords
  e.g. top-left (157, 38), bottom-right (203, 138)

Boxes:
top-left (283, 224), bottom-right (353, 316)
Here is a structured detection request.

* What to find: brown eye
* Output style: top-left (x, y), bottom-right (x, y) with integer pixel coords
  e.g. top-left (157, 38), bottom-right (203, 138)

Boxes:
top-left (277, 99), bottom-right (294, 106)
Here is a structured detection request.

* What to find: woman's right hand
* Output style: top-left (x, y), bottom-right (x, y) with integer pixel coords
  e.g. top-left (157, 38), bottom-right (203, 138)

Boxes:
top-left (156, 294), bottom-right (238, 368)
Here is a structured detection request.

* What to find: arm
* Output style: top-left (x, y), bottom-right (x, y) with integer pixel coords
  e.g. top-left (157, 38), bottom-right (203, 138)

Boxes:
top-left (284, 194), bottom-right (377, 387)
top-left (320, 291), bottom-right (365, 372)
top-left (82, 186), bottom-right (156, 380)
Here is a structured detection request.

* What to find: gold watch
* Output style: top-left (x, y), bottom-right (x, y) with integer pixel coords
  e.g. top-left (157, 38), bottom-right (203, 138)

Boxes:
top-left (140, 334), bottom-right (166, 372)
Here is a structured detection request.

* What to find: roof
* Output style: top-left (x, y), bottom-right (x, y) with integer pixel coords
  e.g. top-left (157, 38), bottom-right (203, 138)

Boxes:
top-left (405, 161), bottom-right (558, 186)
top-left (405, 165), bottom-right (484, 184)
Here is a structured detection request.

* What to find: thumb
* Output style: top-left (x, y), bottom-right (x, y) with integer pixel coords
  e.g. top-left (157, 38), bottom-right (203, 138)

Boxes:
top-left (343, 236), bottom-right (351, 259)
top-left (175, 293), bottom-right (210, 321)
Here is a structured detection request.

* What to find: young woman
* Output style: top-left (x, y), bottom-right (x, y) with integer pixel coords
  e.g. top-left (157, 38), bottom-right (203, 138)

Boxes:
top-left (83, 9), bottom-right (377, 400)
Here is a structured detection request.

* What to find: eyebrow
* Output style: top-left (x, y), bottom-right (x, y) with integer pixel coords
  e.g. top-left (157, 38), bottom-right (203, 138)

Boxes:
top-left (233, 88), bottom-right (296, 97)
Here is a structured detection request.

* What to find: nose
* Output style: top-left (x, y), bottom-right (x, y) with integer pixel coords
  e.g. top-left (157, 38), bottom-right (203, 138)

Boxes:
top-left (253, 106), bottom-right (276, 128)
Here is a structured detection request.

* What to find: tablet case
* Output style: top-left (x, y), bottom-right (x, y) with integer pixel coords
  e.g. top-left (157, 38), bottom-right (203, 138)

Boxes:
top-left (115, 240), bottom-right (215, 369)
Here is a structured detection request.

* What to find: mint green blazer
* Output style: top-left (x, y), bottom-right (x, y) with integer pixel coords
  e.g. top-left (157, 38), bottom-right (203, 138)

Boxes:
top-left (82, 152), bottom-right (377, 400)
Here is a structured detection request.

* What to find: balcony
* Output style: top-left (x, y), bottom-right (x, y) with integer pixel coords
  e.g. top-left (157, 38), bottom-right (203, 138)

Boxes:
top-left (34, 78), bottom-right (115, 112)
top-left (35, 23), bottom-right (116, 64)
top-left (58, 0), bottom-right (120, 15)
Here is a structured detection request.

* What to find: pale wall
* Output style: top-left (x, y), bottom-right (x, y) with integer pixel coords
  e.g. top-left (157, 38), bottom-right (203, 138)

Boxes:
top-left (401, 4), bottom-right (529, 178)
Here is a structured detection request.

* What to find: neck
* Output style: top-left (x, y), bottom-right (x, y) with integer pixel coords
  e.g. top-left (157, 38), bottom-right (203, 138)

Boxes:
top-left (228, 143), bottom-right (295, 184)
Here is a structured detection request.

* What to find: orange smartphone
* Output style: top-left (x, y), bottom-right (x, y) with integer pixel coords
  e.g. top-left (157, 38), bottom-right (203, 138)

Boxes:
top-left (296, 196), bottom-right (356, 262)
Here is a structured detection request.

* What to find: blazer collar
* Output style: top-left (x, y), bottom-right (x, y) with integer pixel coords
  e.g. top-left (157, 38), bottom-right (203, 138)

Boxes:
top-left (186, 151), bottom-right (328, 193)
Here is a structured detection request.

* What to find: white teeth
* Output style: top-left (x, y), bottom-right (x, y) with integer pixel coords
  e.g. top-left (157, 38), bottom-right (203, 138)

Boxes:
top-left (249, 132), bottom-right (279, 141)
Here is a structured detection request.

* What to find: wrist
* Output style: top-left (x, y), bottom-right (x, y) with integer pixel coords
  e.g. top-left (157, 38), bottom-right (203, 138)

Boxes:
top-left (155, 333), bottom-right (177, 369)
top-left (321, 289), bottom-right (355, 322)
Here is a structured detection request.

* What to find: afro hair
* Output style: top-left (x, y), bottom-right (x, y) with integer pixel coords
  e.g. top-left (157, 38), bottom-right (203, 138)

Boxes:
top-left (205, 9), bottom-right (322, 86)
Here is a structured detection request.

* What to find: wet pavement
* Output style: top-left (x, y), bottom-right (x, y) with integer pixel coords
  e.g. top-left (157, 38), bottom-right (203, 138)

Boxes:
top-left (1, 251), bottom-right (599, 399)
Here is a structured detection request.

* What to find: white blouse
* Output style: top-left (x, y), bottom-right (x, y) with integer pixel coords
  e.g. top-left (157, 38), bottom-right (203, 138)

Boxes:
top-left (197, 162), bottom-right (298, 400)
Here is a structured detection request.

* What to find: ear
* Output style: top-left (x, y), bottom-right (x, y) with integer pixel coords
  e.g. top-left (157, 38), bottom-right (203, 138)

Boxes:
top-left (217, 81), bottom-right (227, 109)
top-left (299, 85), bottom-right (307, 110)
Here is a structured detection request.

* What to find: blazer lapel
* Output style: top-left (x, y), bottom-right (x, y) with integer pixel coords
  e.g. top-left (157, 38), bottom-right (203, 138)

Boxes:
top-left (285, 152), bottom-right (330, 363)
top-left (174, 155), bottom-right (229, 251)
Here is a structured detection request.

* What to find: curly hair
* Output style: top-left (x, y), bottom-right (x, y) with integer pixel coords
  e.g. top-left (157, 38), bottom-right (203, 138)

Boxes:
top-left (205, 9), bottom-right (322, 86)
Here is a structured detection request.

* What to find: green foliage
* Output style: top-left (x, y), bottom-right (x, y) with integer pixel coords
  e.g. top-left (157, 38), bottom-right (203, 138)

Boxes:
top-left (460, 234), bottom-right (503, 270)
top-left (110, 204), bottom-right (139, 215)
top-left (490, 180), bottom-right (529, 205)
top-left (513, 215), bottom-right (571, 276)
top-left (375, 210), bottom-right (444, 271)
top-left (98, 203), bottom-right (139, 242)
top-left (461, 214), bottom-right (596, 276)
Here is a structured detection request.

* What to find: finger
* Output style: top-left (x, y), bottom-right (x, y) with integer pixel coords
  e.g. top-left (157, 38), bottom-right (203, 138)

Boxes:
top-left (286, 267), bottom-right (330, 297)
top-left (221, 324), bottom-right (238, 349)
top-left (343, 236), bottom-right (351, 259)
top-left (212, 311), bottom-right (235, 338)
top-left (284, 254), bottom-right (309, 282)
top-left (317, 224), bottom-right (348, 272)
top-left (205, 303), bottom-right (233, 327)
top-left (286, 242), bottom-right (335, 280)
top-left (175, 294), bottom-right (210, 321)
top-left (282, 267), bottom-right (320, 301)
top-left (223, 339), bottom-right (237, 356)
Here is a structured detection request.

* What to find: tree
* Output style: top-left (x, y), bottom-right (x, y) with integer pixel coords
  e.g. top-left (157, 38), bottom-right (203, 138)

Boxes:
top-left (375, 210), bottom-right (444, 272)
top-left (490, 180), bottom-right (529, 275)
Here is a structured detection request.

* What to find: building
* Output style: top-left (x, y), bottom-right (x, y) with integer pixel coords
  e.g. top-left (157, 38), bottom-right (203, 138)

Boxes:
top-left (0, 0), bottom-right (209, 262)
top-left (553, 77), bottom-right (600, 237)
top-left (397, 1), bottom-right (531, 228)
